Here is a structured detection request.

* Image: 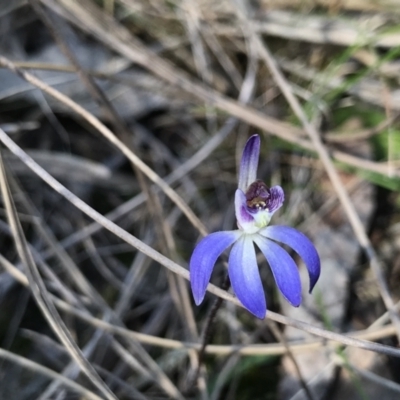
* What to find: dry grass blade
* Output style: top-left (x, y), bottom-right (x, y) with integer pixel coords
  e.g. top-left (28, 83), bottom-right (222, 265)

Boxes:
top-left (251, 10), bottom-right (400, 48)
top-left (53, 115), bottom-right (240, 257)
top-left (2, 1), bottom-right (400, 398)
top-left (232, 1), bottom-right (400, 341)
top-left (40, 0), bottom-right (400, 181)
top-left (268, 321), bottom-right (315, 400)
top-left (0, 55), bottom-right (207, 237)
top-left (0, 126), bottom-right (399, 360)
top-left (5, 185), bottom-right (184, 399)
top-left (0, 250), bottom-right (398, 357)
top-left (333, 355), bottom-right (400, 395)
top-left (0, 348), bottom-right (104, 400)
top-left (0, 151), bottom-right (118, 399)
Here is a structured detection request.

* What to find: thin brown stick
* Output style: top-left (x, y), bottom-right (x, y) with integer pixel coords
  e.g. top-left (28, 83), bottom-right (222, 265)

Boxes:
top-left (0, 55), bottom-right (207, 236)
top-left (29, 0), bottom-right (189, 265)
top-left (0, 348), bottom-right (104, 400)
top-left (187, 275), bottom-right (231, 393)
top-left (1, 127), bottom-right (400, 359)
top-left (269, 321), bottom-right (315, 400)
top-left (40, 0), bottom-right (400, 180)
top-left (1, 252), bottom-right (399, 357)
top-left (0, 151), bottom-right (118, 400)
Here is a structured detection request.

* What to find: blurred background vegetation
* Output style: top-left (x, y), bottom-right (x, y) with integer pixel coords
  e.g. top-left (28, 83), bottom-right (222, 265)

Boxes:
top-left (0, 0), bottom-right (400, 399)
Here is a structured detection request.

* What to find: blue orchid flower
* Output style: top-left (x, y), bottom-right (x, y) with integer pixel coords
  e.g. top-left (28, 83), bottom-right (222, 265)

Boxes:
top-left (190, 135), bottom-right (321, 319)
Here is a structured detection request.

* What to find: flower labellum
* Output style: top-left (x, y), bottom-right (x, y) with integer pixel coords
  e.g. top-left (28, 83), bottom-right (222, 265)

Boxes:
top-left (189, 135), bottom-right (321, 319)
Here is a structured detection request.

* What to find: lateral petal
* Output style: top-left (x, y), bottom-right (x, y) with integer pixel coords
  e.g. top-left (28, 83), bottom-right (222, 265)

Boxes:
top-left (190, 231), bottom-right (241, 305)
top-left (266, 186), bottom-right (285, 214)
top-left (228, 235), bottom-right (266, 319)
top-left (234, 189), bottom-right (256, 232)
top-left (253, 235), bottom-right (302, 307)
top-left (238, 135), bottom-right (260, 192)
top-left (260, 225), bottom-right (320, 292)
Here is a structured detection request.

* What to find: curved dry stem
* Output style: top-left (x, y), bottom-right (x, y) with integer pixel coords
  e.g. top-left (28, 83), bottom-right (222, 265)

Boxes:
top-left (0, 55), bottom-right (207, 237)
top-left (1, 252), bottom-right (398, 358)
top-left (1, 127), bottom-right (399, 359)
top-left (232, 0), bottom-right (400, 342)
top-left (0, 187), bottom-right (184, 400)
top-left (0, 151), bottom-right (118, 400)
top-left (0, 348), bottom-right (104, 400)
top-left (39, 0), bottom-right (400, 180)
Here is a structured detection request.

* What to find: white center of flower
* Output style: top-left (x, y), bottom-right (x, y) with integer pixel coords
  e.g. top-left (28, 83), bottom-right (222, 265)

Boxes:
top-left (239, 208), bottom-right (272, 234)
top-left (253, 209), bottom-right (272, 228)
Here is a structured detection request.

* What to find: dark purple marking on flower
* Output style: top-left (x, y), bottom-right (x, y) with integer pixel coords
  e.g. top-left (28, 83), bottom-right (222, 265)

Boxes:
top-left (245, 181), bottom-right (285, 214)
top-left (245, 180), bottom-right (270, 210)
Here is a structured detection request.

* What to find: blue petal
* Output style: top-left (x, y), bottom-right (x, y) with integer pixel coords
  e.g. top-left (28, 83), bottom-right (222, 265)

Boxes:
top-left (228, 235), bottom-right (266, 319)
top-left (253, 235), bottom-right (302, 307)
top-left (260, 225), bottom-right (320, 292)
top-left (190, 231), bottom-right (241, 305)
top-left (238, 135), bottom-right (260, 192)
